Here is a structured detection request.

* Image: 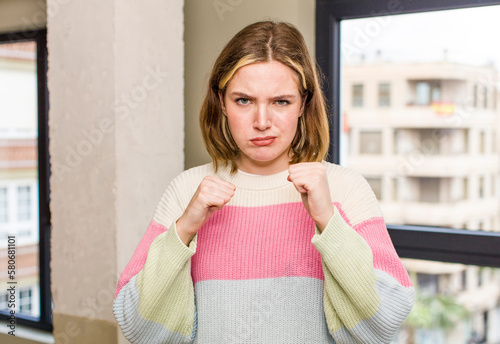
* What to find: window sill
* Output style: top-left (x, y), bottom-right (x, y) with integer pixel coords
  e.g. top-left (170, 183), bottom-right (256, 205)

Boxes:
top-left (0, 322), bottom-right (53, 344)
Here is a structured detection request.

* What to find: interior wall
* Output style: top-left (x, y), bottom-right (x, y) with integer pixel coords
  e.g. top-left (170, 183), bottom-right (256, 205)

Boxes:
top-left (0, 0), bottom-right (46, 33)
top-left (47, 0), bottom-right (184, 343)
top-left (184, 0), bottom-right (316, 169)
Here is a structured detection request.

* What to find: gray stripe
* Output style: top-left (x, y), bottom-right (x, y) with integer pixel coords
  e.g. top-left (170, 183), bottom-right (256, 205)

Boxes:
top-left (113, 275), bottom-right (196, 344)
top-left (331, 270), bottom-right (415, 344)
top-left (193, 277), bottom-right (335, 344)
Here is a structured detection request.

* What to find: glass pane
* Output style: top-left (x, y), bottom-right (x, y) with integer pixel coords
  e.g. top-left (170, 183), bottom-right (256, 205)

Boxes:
top-left (340, 5), bottom-right (500, 231)
top-left (395, 259), bottom-right (500, 344)
top-left (0, 41), bottom-right (40, 319)
top-left (340, 6), bottom-right (500, 342)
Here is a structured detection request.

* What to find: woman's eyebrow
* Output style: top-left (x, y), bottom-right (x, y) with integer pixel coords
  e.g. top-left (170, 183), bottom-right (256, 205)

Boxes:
top-left (229, 91), bottom-right (253, 98)
top-left (270, 94), bottom-right (297, 100)
top-left (229, 92), bottom-right (297, 100)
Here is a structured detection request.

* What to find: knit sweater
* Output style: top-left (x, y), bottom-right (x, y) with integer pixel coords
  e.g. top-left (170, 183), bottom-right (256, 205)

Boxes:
top-left (113, 161), bottom-right (414, 344)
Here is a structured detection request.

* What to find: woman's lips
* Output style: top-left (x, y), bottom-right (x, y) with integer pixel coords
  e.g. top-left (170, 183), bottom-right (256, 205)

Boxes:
top-left (250, 136), bottom-right (276, 146)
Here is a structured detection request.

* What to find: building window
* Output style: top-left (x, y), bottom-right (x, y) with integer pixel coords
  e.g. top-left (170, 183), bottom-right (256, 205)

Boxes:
top-left (352, 83), bottom-right (363, 107)
top-left (17, 186), bottom-right (31, 221)
top-left (378, 83), bottom-right (391, 107)
top-left (484, 86), bottom-right (488, 109)
top-left (463, 177), bottom-right (469, 200)
top-left (366, 177), bottom-right (382, 200)
top-left (473, 84), bottom-right (478, 108)
top-left (359, 131), bottom-right (382, 154)
top-left (415, 81), bottom-right (441, 106)
top-left (480, 131), bottom-right (486, 154)
top-left (0, 187), bottom-right (8, 223)
top-left (479, 176), bottom-right (485, 199)
top-left (19, 288), bottom-right (33, 314)
top-left (416, 273), bottom-right (439, 294)
top-left (392, 178), bottom-right (398, 201)
top-left (416, 82), bottom-right (430, 105)
top-left (419, 178), bottom-right (440, 203)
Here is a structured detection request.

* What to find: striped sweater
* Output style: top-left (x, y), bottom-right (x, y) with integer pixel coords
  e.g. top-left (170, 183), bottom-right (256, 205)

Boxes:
top-left (113, 161), bottom-right (414, 343)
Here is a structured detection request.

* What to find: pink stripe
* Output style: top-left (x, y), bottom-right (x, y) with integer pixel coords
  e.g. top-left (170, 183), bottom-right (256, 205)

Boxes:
top-left (191, 203), bottom-right (324, 284)
top-left (353, 217), bottom-right (413, 288)
top-left (115, 220), bottom-right (167, 298)
top-left (333, 203), bottom-right (412, 287)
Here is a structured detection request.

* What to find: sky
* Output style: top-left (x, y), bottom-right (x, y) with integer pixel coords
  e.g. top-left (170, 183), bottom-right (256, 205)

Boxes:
top-left (340, 4), bottom-right (500, 69)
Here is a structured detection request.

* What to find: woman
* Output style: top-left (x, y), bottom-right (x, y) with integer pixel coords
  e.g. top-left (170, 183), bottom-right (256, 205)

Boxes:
top-left (113, 21), bottom-right (414, 344)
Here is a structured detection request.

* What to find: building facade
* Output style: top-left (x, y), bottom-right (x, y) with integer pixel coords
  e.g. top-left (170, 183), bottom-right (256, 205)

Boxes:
top-left (342, 61), bottom-right (500, 344)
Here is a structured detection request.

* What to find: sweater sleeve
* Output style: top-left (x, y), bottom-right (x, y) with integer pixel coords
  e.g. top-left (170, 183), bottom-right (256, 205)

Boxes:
top-left (113, 178), bottom-right (199, 344)
top-left (311, 167), bottom-right (414, 344)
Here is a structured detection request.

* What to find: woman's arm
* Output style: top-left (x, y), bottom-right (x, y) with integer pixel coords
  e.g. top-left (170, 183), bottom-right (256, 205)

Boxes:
top-left (113, 171), bottom-right (234, 344)
top-left (312, 207), bottom-right (414, 343)
top-left (289, 162), bottom-right (414, 343)
top-left (113, 183), bottom-right (198, 344)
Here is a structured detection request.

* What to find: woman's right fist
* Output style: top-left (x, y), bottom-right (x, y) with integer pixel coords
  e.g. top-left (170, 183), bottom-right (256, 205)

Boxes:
top-left (176, 176), bottom-right (236, 246)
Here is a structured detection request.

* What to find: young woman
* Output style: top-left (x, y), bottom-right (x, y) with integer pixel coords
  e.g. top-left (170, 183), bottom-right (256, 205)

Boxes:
top-left (113, 21), bottom-right (414, 344)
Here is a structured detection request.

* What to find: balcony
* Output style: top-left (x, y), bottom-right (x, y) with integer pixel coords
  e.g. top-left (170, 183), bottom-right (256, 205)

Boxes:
top-left (347, 105), bottom-right (497, 129)
top-left (381, 199), bottom-right (499, 228)
top-left (348, 154), bottom-right (499, 177)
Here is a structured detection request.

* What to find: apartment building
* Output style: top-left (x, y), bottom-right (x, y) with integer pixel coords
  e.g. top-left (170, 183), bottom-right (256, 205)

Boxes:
top-left (342, 61), bottom-right (500, 343)
top-left (0, 41), bottom-right (40, 319)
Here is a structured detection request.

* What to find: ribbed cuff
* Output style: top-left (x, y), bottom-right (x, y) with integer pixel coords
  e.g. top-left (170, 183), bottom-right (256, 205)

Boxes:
top-left (311, 205), bottom-right (352, 259)
top-left (162, 220), bottom-right (197, 269)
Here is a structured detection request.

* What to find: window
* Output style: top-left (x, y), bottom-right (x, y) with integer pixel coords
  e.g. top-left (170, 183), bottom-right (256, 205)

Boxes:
top-left (352, 83), bottom-right (363, 107)
top-left (416, 82), bottom-right (430, 105)
top-left (378, 83), bottom-right (390, 107)
top-left (0, 187), bottom-right (7, 223)
top-left (19, 288), bottom-right (33, 314)
top-left (416, 273), bottom-right (438, 294)
top-left (415, 81), bottom-right (441, 106)
top-left (17, 186), bottom-right (31, 221)
top-left (0, 30), bottom-right (51, 331)
top-left (473, 84), bottom-right (478, 107)
top-left (366, 177), bottom-right (382, 200)
top-left (317, 1), bottom-right (500, 342)
top-left (484, 86), bottom-right (488, 109)
top-left (359, 131), bottom-right (382, 154)
top-left (419, 178), bottom-right (440, 203)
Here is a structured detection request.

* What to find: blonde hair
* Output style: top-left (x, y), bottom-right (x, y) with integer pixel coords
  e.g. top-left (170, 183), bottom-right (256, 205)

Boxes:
top-left (200, 21), bottom-right (330, 173)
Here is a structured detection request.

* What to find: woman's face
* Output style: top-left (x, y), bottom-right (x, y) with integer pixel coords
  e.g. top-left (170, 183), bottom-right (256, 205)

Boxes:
top-left (220, 60), bottom-right (304, 175)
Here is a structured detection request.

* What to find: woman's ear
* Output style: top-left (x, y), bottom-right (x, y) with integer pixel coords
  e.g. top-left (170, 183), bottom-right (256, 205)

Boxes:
top-left (218, 90), bottom-right (227, 115)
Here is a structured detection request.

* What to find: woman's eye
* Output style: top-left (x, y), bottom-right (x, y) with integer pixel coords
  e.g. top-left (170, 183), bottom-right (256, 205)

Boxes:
top-left (276, 100), bottom-right (290, 106)
top-left (236, 98), bottom-right (250, 105)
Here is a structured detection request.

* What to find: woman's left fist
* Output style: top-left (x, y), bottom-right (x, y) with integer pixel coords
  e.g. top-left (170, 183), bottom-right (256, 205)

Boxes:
top-left (287, 162), bottom-right (334, 232)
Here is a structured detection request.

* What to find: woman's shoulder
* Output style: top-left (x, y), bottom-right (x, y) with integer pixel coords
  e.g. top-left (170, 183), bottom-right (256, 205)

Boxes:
top-left (321, 160), bottom-right (367, 184)
top-left (169, 163), bottom-right (216, 189)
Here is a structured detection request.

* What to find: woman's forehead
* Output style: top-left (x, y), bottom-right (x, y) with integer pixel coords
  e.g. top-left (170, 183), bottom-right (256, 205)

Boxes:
top-left (226, 61), bottom-right (301, 96)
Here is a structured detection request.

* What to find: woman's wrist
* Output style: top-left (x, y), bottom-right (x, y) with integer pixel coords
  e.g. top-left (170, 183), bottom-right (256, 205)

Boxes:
top-left (315, 207), bottom-right (335, 233)
top-left (175, 217), bottom-right (196, 246)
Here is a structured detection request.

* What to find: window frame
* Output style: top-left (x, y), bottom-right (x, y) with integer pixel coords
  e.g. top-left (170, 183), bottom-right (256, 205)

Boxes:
top-left (0, 29), bottom-right (52, 331)
top-left (316, 0), bottom-right (500, 268)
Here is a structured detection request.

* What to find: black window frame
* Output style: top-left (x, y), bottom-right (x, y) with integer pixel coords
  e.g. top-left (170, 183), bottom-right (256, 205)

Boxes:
top-left (316, 0), bottom-right (500, 268)
top-left (0, 29), bottom-right (52, 332)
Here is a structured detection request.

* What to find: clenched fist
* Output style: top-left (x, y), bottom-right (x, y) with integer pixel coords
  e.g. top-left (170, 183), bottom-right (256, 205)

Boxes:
top-left (288, 162), bottom-right (334, 232)
top-left (176, 176), bottom-right (236, 245)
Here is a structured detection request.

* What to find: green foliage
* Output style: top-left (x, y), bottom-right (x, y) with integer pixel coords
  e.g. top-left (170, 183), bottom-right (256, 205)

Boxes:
top-left (405, 292), bottom-right (469, 330)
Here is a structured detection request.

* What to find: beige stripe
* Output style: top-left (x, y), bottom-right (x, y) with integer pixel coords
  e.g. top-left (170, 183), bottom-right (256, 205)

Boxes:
top-left (152, 162), bottom-right (382, 229)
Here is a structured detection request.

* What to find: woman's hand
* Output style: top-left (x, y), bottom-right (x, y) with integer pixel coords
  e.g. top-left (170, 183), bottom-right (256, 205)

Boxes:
top-left (176, 176), bottom-right (236, 245)
top-left (288, 162), bottom-right (334, 232)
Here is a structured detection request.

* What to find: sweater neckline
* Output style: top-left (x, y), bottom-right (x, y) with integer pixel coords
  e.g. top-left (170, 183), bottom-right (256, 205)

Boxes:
top-left (216, 165), bottom-right (291, 191)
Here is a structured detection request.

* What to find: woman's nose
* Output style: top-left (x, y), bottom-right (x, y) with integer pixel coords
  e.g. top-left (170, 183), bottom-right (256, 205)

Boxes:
top-left (254, 105), bottom-right (271, 130)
